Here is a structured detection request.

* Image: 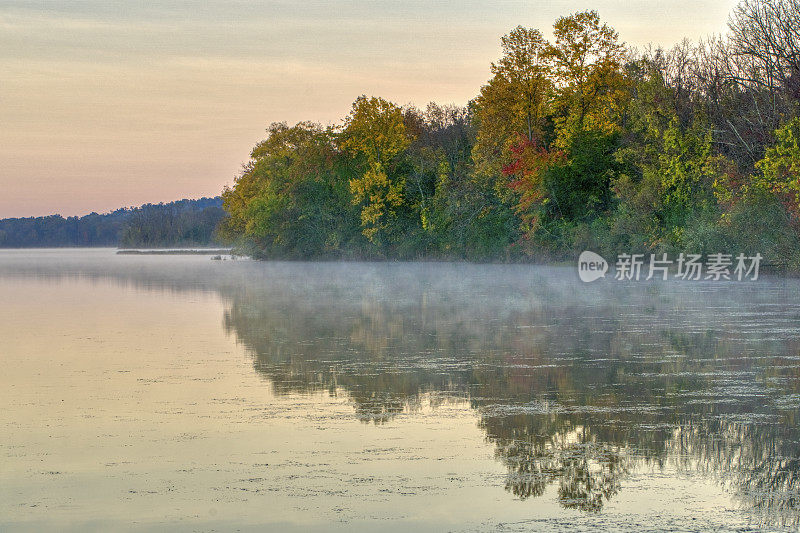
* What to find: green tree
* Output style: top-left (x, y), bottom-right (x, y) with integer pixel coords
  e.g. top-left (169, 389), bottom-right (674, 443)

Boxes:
top-left (756, 117), bottom-right (800, 223)
top-left (612, 64), bottom-right (722, 253)
top-left (221, 122), bottom-right (357, 257)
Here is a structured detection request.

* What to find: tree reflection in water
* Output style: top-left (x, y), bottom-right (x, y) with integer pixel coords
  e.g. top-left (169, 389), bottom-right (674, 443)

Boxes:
top-left (6, 257), bottom-right (800, 526)
top-left (216, 262), bottom-right (800, 525)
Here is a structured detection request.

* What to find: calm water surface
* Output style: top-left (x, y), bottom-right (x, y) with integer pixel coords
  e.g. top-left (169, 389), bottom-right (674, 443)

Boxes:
top-left (2, 249), bottom-right (800, 531)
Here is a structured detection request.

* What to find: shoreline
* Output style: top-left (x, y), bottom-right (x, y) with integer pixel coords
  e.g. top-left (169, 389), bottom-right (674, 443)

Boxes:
top-left (116, 248), bottom-right (233, 255)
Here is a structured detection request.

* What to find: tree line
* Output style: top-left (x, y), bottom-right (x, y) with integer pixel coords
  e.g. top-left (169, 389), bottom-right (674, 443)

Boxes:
top-left (221, 0), bottom-right (800, 269)
top-left (0, 197), bottom-right (225, 248)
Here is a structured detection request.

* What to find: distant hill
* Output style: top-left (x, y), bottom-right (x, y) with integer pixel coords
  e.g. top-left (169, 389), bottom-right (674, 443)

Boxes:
top-left (0, 197), bottom-right (226, 248)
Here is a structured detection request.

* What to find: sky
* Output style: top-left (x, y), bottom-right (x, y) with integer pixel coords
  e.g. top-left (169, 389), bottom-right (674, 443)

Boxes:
top-left (1, 0), bottom-right (739, 218)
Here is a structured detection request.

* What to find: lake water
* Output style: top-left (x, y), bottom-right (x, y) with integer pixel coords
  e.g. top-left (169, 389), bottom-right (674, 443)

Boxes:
top-left (2, 249), bottom-right (800, 532)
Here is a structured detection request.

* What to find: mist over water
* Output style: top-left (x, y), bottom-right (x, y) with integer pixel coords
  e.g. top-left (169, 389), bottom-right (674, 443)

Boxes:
top-left (2, 249), bottom-right (800, 531)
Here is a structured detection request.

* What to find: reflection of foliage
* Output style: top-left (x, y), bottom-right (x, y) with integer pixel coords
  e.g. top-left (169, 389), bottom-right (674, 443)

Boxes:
top-left (493, 426), bottom-right (629, 511)
top-left (219, 269), bottom-right (800, 519)
top-left (7, 258), bottom-right (800, 521)
top-left (215, 265), bottom-right (800, 520)
top-left (669, 419), bottom-right (800, 530)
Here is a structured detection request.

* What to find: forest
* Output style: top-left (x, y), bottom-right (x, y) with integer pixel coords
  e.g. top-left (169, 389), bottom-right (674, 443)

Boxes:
top-left (220, 0), bottom-right (800, 270)
top-left (0, 197), bottom-right (225, 248)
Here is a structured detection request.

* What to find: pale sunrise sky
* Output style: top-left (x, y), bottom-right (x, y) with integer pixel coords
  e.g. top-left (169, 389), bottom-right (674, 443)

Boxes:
top-left (1, 0), bottom-right (738, 218)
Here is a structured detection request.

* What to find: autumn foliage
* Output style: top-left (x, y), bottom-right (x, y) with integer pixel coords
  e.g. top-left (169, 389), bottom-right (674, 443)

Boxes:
top-left (222, 2), bottom-right (800, 269)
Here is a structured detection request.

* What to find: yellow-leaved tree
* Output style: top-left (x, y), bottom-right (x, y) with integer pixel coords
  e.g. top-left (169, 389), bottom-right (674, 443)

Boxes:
top-left (472, 26), bottom-right (553, 186)
top-left (339, 96), bottom-right (413, 244)
top-left (548, 10), bottom-right (628, 144)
